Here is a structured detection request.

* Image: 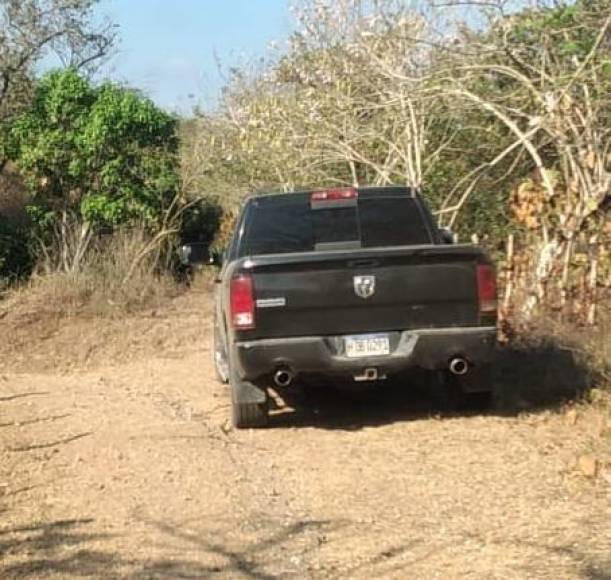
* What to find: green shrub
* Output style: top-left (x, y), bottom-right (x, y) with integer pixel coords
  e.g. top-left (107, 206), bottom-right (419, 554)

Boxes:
top-left (7, 69), bottom-right (180, 273)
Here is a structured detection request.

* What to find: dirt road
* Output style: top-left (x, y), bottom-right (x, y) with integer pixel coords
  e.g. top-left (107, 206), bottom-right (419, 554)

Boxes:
top-left (1, 285), bottom-right (609, 579)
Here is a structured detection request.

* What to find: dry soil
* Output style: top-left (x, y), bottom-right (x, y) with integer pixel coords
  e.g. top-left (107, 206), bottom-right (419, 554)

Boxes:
top-left (0, 284), bottom-right (609, 579)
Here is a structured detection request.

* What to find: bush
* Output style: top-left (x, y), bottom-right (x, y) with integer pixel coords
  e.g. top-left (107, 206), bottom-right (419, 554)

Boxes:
top-left (7, 69), bottom-right (180, 274)
top-left (17, 228), bottom-right (180, 317)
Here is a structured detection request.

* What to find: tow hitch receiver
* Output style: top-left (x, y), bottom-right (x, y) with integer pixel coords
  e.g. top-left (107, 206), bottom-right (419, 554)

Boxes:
top-left (354, 368), bottom-right (385, 382)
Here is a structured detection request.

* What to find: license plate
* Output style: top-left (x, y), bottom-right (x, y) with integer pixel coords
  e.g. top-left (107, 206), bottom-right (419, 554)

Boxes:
top-left (344, 334), bottom-right (390, 358)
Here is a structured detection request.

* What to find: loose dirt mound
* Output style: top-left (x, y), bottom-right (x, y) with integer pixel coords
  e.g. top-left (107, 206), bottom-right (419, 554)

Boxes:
top-left (1, 287), bottom-right (610, 578)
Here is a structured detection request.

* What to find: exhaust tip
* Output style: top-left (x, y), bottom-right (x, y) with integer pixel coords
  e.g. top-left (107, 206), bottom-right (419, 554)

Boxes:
top-left (449, 357), bottom-right (469, 376)
top-left (274, 369), bottom-right (293, 387)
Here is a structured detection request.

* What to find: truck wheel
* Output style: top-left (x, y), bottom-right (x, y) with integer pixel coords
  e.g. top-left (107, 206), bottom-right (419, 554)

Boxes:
top-left (229, 368), bottom-right (269, 428)
top-left (462, 390), bottom-right (494, 410)
top-left (232, 399), bottom-right (269, 429)
top-left (213, 327), bottom-right (229, 384)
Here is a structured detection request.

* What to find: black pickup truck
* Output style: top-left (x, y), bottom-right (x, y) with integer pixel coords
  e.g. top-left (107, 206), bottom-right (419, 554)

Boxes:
top-left (185, 186), bottom-right (497, 427)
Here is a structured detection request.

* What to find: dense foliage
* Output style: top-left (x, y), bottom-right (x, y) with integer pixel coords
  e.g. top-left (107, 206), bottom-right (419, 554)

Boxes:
top-left (0, 0), bottom-right (115, 137)
top-left (0, 0), bottom-right (608, 324)
top-left (184, 0), bottom-right (609, 323)
top-left (0, 0), bottom-right (116, 283)
top-left (6, 69), bottom-right (180, 273)
top-left (0, 214), bottom-right (31, 285)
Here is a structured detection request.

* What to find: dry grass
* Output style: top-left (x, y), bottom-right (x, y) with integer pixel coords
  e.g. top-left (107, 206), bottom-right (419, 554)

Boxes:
top-left (496, 307), bottom-right (611, 479)
top-left (501, 294), bottom-right (610, 385)
top-left (3, 229), bottom-right (182, 319)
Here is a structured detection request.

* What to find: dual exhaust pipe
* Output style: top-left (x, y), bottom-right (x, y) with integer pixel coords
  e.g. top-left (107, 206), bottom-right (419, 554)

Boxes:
top-left (274, 357), bottom-right (468, 386)
top-left (449, 357), bottom-right (469, 376)
top-left (274, 369), bottom-right (294, 388)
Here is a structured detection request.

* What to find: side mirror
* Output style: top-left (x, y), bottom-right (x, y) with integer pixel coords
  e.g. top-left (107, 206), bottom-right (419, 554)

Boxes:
top-left (179, 243), bottom-right (222, 266)
top-left (210, 249), bottom-right (224, 267)
top-left (440, 228), bottom-right (457, 244)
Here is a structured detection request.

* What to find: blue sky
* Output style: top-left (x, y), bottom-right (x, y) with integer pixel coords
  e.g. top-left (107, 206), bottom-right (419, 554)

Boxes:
top-left (96, 0), bottom-right (292, 113)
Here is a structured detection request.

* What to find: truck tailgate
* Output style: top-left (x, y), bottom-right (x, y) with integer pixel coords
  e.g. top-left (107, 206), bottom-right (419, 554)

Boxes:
top-left (242, 245), bottom-right (485, 339)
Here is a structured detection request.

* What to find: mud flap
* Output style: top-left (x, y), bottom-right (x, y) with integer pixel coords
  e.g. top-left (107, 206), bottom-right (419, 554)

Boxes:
top-left (230, 368), bottom-right (268, 405)
top-left (229, 366), bottom-right (269, 428)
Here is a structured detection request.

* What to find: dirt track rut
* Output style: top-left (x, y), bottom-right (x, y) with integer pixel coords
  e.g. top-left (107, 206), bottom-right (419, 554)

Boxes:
top-left (1, 287), bottom-right (610, 579)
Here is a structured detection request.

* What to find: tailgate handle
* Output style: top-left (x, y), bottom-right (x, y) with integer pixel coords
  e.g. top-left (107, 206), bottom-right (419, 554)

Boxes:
top-left (348, 259), bottom-right (380, 269)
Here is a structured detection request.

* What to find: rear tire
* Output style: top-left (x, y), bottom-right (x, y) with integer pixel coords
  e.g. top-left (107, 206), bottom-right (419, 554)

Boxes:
top-left (213, 326), bottom-right (229, 384)
top-left (229, 367), bottom-right (269, 428)
top-left (231, 398), bottom-right (269, 429)
top-left (462, 390), bottom-right (493, 410)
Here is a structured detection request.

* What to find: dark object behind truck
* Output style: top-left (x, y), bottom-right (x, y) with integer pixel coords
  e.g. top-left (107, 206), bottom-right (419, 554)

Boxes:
top-left (185, 186), bottom-right (497, 427)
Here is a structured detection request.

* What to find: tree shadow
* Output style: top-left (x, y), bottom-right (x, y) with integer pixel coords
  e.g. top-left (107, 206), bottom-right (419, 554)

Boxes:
top-left (138, 516), bottom-right (345, 579)
top-left (0, 515), bottom-right (350, 579)
top-left (0, 519), bottom-right (114, 578)
top-left (461, 531), bottom-right (611, 579)
top-left (265, 335), bottom-right (596, 430)
top-left (0, 392), bottom-right (49, 402)
top-left (3, 515), bottom-right (604, 578)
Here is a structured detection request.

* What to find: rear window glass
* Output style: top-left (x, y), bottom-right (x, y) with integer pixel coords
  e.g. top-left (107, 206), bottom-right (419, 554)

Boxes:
top-left (359, 197), bottom-right (432, 247)
top-left (240, 194), bottom-right (432, 257)
top-left (312, 206), bottom-right (359, 249)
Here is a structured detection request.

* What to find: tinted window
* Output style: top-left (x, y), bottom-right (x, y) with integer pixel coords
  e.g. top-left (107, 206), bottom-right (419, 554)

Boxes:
top-left (360, 197), bottom-right (432, 247)
top-left (312, 207), bottom-right (359, 250)
top-left (241, 198), bottom-right (312, 256)
top-left (240, 194), bottom-right (432, 257)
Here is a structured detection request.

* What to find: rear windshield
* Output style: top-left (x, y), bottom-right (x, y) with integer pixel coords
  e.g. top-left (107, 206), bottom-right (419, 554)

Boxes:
top-left (239, 194), bottom-right (433, 257)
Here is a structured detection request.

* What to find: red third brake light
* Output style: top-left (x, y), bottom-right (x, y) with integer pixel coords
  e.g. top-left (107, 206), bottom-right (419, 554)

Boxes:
top-left (230, 275), bottom-right (255, 329)
top-left (477, 264), bottom-right (497, 314)
top-left (311, 187), bottom-right (358, 202)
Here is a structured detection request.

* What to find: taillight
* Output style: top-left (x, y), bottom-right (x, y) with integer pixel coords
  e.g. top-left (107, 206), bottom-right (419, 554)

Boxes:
top-left (477, 264), bottom-right (497, 314)
top-left (311, 187), bottom-right (358, 202)
top-left (230, 275), bottom-right (255, 329)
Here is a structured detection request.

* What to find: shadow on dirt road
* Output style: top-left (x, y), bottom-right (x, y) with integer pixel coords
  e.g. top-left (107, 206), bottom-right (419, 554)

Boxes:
top-left (0, 516), bottom-right (351, 579)
top-left (267, 339), bottom-right (595, 430)
top-left (3, 514), bottom-right (609, 580)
